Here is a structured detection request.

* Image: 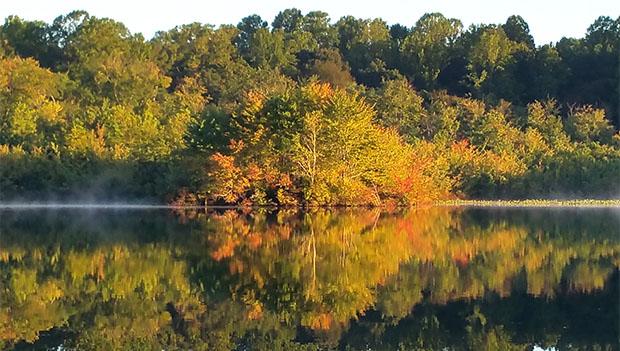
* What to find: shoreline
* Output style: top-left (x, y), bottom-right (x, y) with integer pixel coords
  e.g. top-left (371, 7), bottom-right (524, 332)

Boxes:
top-left (1, 199), bottom-right (619, 209)
top-left (434, 199), bottom-right (620, 208)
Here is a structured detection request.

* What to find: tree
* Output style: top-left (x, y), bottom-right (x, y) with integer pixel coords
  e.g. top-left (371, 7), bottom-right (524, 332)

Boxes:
top-left (367, 77), bottom-right (426, 141)
top-left (524, 45), bottom-right (568, 101)
top-left (236, 15), bottom-right (268, 58)
top-left (336, 16), bottom-right (391, 86)
top-left (206, 82), bottom-right (444, 205)
top-left (566, 106), bottom-right (614, 144)
top-left (585, 16), bottom-right (620, 53)
top-left (297, 48), bottom-right (354, 87)
top-left (63, 16), bottom-right (168, 107)
top-left (244, 28), bottom-right (296, 71)
top-left (400, 13), bottom-right (462, 90)
top-left (466, 27), bottom-right (526, 97)
top-left (0, 57), bottom-right (67, 149)
top-left (502, 15), bottom-right (535, 49)
top-left (272, 8), bottom-right (304, 33)
top-left (526, 100), bottom-right (571, 151)
top-left (151, 24), bottom-right (257, 107)
top-left (0, 16), bottom-right (55, 67)
top-left (1, 8), bottom-right (619, 202)
top-left (302, 11), bottom-right (338, 49)
top-left (556, 16), bottom-right (620, 127)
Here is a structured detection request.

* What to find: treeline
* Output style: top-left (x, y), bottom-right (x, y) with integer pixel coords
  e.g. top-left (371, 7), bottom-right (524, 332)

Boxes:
top-left (0, 10), bottom-right (619, 204)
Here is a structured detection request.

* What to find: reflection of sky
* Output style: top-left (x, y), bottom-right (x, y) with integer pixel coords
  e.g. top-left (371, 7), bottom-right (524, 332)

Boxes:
top-left (534, 347), bottom-right (557, 351)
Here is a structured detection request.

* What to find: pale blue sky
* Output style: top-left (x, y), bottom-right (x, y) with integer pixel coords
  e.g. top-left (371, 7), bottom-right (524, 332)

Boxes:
top-left (1, 0), bottom-right (618, 45)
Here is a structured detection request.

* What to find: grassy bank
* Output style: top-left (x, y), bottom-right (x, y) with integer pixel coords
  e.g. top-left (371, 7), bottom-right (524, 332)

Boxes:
top-left (435, 199), bottom-right (620, 208)
top-left (2, 199), bottom-right (620, 209)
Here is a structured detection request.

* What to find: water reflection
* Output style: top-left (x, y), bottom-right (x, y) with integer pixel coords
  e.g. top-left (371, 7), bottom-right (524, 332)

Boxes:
top-left (0, 207), bottom-right (618, 350)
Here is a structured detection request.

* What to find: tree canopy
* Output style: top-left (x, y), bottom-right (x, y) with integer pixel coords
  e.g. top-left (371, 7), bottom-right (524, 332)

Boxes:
top-left (1, 10), bottom-right (618, 204)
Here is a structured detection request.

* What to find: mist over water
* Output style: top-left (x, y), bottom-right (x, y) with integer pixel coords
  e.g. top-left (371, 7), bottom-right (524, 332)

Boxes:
top-left (0, 202), bottom-right (176, 209)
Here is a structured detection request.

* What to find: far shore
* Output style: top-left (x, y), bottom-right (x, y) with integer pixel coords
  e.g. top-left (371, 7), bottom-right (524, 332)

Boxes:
top-left (434, 199), bottom-right (620, 208)
top-left (1, 199), bottom-right (620, 209)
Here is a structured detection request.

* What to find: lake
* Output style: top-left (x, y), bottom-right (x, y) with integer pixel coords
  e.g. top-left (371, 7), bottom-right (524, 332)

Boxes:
top-left (1, 207), bottom-right (618, 350)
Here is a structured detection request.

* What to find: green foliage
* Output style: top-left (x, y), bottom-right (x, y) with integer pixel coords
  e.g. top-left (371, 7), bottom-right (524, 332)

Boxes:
top-left (566, 106), bottom-right (614, 144)
top-left (0, 57), bottom-right (67, 149)
top-left (502, 15), bottom-right (535, 49)
top-left (400, 13), bottom-right (462, 90)
top-left (0, 16), bottom-right (55, 65)
top-left (0, 10), bottom-right (618, 202)
top-left (467, 27), bottom-right (528, 94)
top-left (336, 16), bottom-right (391, 86)
top-left (367, 77), bottom-right (429, 141)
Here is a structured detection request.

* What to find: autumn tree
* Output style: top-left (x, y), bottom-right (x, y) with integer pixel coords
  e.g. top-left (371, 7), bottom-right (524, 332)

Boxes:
top-left (0, 57), bottom-right (67, 149)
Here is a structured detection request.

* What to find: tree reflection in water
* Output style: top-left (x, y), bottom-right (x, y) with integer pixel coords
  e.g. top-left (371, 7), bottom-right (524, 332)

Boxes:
top-left (0, 207), bottom-right (618, 350)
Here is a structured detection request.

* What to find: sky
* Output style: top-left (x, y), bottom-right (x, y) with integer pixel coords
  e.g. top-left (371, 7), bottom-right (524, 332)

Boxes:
top-left (1, 0), bottom-right (618, 45)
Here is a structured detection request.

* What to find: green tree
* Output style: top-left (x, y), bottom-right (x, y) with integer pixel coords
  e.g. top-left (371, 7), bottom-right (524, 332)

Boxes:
top-left (400, 13), bottom-right (462, 90)
top-left (236, 15), bottom-right (268, 58)
top-left (336, 16), bottom-right (391, 86)
top-left (466, 27), bottom-right (526, 96)
top-left (502, 15), bottom-right (535, 49)
top-left (566, 106), bottom-right (614, 144)
top-left (272, 8), bottom-right (304, 33)
top-left (0, 16), bottom-right (55, 67)
top-left (367, 77), bottom-right (426, 141)
top-left (63, 16), bottom-right (167, 107)
top-left (0, 57), bottom-right (67, 149)
top-left (302, 11), bottom-right (338, 49)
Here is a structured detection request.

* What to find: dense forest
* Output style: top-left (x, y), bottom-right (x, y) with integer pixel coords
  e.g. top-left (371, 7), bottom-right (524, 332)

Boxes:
top-left (0, 10), bottom-right (619, 204)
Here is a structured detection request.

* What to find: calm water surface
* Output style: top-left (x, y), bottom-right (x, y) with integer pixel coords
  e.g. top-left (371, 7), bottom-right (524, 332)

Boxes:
top-left (0, 207), bottom-right (618, 350)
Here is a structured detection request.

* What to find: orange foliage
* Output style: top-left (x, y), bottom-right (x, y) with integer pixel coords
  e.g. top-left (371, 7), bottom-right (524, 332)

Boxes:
top-left (306, 312), bottom-right (333, 330)
top-left (210, 238), bottom-right (239, 261)
top-left (246, 303), bottom-right (264, 320)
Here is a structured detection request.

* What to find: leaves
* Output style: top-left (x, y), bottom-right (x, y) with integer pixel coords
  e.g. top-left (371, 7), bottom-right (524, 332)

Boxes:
top-left (0, 10), bottom-right (619, 202)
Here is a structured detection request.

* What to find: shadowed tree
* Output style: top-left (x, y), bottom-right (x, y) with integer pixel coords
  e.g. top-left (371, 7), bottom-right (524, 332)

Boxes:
top-left (272, 8), bottom-right (304, 33)
top-left (502, 15), bottom-right (535, 49)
